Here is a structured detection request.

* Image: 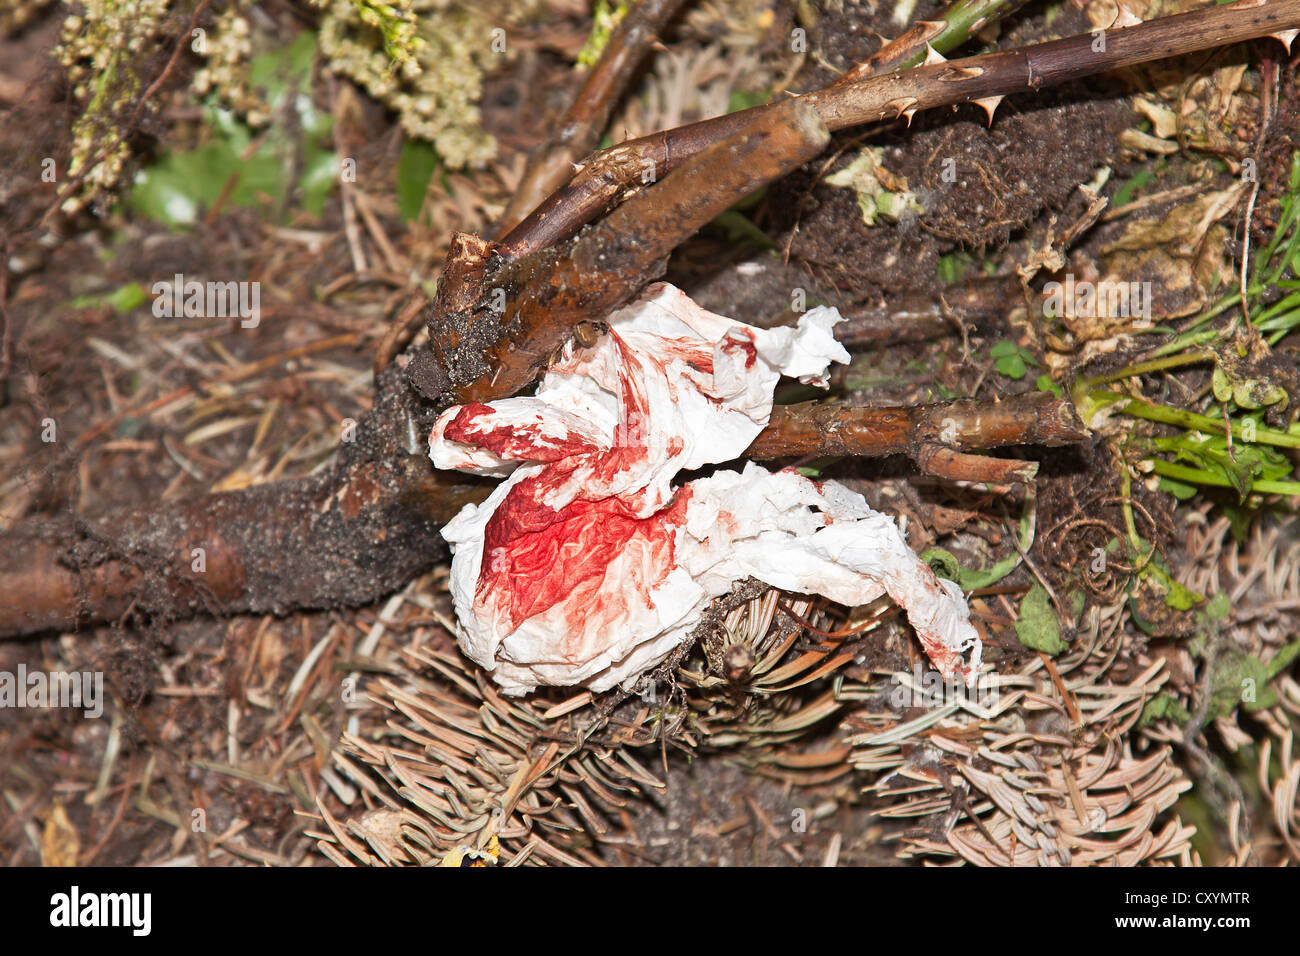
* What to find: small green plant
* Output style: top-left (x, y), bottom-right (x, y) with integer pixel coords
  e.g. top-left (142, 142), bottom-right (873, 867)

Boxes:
top-left (989, 339), bottom-right (1037, 380)
top-left (396, 137), bottom-right (439, 223)
top-left (1077, 147), bottom-right (1300, 527)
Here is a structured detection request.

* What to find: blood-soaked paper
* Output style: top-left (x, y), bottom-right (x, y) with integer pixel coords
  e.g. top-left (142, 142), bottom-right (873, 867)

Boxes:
top-left (430, 283), bottom-right (982, 695)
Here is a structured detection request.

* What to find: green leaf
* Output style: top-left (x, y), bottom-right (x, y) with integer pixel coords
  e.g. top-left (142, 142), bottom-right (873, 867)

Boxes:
top-left (397, 138), bottom-right (438, 223)
top-left (996, 354), bottom-right (1027, 379)
top-left (988, 340), bottom-right (1019, 359)
top-left (1014, 583), bottom-right (1066, 655)
top-left (1223, 504), bottom-right (1254, 544)
top-left (936, 252), bottom-right (972, 284)
top-left (1111, 166), bottom-right (1154, 208)
top-left (727, 89), bottom-right (771, 113)
top-left (1126, 534), bottom-right (1201, 610)
top-left (248, 30), bottom-right (316, 101)
top-left (1209, 649), bottom-right (1273, 718)
top-left (1265, 638), bottom-right (1300, 680)
top-left (1201, 638), bottom-right (1300, 720)
top-left (1138, 692), bottom-right (1190, 728)
top-left (924, 548), bottom-right (961, 583)
top-left (129, 33), bottom-right (336, 228)
top-left (1204, 591), bottom-right (1231, 622)
top-left (923, 492), bottom-right (1036, 591)
top-left (1035, 373), bottom-right (1062, 398)
top-left (300, 140), bottom-right (339, 218)
top-left (106, 282), bottom-right (146, 314)
top-left (68, 282), bottom-right (148, 314)
top-left (1158, 475), bottom-right (1198, 500)
top-left (711, 210), bottom-right (776, 249)
top-left (1162, 575), bottom-right (1201, 611)
top-left (1212, 361), bottom-right (1287, 409)
top-left (1154, 423), bottom-right (1296, 503)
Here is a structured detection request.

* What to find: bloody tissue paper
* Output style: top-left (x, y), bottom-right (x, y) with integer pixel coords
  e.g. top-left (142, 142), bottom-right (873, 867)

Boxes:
top-left (429, 283), bottom-right (982, 695)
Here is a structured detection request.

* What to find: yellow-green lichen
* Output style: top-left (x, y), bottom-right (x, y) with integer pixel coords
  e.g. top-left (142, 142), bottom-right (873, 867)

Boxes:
top-left (193, 6), bottom-right (269, 126)
top-left (57, 0), bottom-right (171, 215)
top-left (316, 0), bottom-right (510, 169)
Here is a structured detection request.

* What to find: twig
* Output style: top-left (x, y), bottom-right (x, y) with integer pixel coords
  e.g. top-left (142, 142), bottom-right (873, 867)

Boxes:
top-left (495, 0), bottom-right (689, 236)
top-left (824, 275), bottom-right (1019, 347)
top-left (748, 391), bottom-right (1086, 483)
top-left (373, 288), bottom-right (430, 377)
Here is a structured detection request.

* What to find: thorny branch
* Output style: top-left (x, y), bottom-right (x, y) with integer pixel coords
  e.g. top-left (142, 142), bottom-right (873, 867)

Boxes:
top-left (497, 0), bottom-right (1300, 260)
top-left (497, 0), bottom-right (1031, 258)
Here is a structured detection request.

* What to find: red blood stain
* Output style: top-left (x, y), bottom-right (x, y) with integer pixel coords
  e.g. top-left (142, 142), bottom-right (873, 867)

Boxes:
top-left (480, 484), bottom-right (693, 631)
top-left (452, 327), bottom-right (718, 639)
top-left (444, 403), bottom-right (592, 462)
top-left (721, 330), bottom-right (758, 369)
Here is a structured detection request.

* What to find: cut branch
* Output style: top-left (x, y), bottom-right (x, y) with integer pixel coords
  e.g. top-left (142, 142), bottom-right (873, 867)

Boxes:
top-left (416, 98), bottom-right (830, 407)
top-left (750, 390), bottom-right (1086, 457)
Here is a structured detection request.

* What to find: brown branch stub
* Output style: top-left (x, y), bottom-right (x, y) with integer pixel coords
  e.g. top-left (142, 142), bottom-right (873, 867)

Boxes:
top-left (417, 99), bottom-right (832, 408)
top-left (914, 443), bottom-right (1039, 484)
top-left (748, 391), bottom-right (1087, 480)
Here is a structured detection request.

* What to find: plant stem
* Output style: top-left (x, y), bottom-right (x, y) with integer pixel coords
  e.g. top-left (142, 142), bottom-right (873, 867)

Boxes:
top-left (1145, 327), bottom-right (1223, 360)
top-left (1113, 395), bottom-right (1300, 449)
top-left (1084, 349), bottom-right (1213, 387)
top-left (1148, 458), bottom-right (1300, 496)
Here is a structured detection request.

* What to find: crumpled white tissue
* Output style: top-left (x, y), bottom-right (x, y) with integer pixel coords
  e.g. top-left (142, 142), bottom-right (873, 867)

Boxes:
top-left (429, 282), bottom-right (982, 695)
